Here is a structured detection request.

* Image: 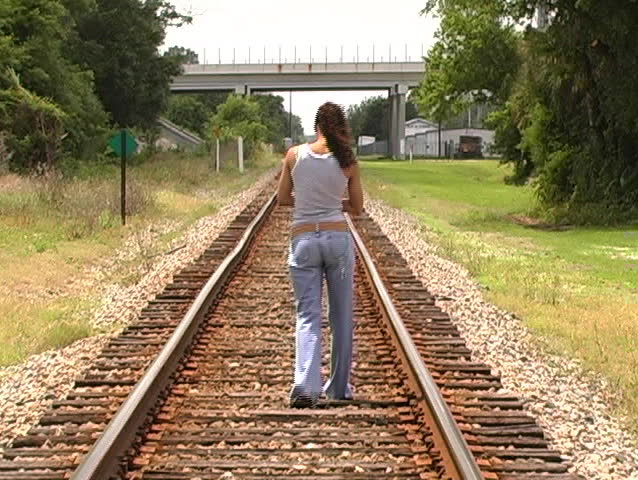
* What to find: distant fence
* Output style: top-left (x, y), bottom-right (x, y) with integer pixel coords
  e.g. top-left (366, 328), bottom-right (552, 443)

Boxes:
top-left (358, 140), bottom-right (388, 156)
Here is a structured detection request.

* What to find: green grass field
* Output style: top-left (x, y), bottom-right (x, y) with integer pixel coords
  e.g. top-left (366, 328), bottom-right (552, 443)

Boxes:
top-left (0, 151), bottom-right (277, 367)
top-left (362, 157), bottom-right (638, 425)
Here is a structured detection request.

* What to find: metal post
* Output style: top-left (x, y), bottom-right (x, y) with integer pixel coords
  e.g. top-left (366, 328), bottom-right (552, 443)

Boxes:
top-left (438, 120), bottom-right (442, 159)
top-left (218, 48), bottom-right (221, 64)
top-left (263, 46), bottom-right (266, 64)
top-left (356, 44), bottom-right (359, 63)
top-left (389, 45), bottom-right (392, 63)
top-left (248, 47), bottom-right (251, 64)
top-left (203, 48), bottom-right (206, 64)
top-left (238, 136), bottom-right (244, 173)
top-left (215, 138), bottom-right (220, 172)
top-left (340, 45), bottom-right (343, 62)
top-left (120, 130), bottom-right (126, 226)
top-left (289, 90), bottom-right (292, 140)
top-left (405, 43), bottom-right (408, 62)
top-left (294, 46), bottom-right (297, 63)
top-left (325, 45), bottom-right (328, 65)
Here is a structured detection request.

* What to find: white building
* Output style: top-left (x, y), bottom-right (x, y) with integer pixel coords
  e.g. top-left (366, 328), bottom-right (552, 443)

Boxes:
top-left (405, 118), bottom-right (437, 136)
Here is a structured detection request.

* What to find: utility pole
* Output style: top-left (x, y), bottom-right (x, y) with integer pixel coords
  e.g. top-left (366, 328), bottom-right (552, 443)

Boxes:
top-left (289, 90), bottom-right (293, 140)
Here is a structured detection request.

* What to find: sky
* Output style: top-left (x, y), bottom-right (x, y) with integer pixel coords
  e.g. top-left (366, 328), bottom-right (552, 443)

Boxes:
top-left (163, 1), bottom-right (439, 134)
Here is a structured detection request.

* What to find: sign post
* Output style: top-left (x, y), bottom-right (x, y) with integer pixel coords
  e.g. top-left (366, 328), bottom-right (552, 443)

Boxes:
top-left (109, 130), bottom-right (138, 226)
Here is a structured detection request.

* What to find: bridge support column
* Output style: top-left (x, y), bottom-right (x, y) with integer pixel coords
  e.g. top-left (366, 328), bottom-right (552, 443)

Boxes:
top-left (389, 84), bottom-right (407, 159)
top-left (388, 92), bottom-right (397, 158)
top-left (234, 84), bottom-right (251, 95)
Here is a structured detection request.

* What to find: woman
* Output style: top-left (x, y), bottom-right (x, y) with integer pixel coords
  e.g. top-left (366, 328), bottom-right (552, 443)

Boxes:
top-left (277, 102), bottom-right (363, 408)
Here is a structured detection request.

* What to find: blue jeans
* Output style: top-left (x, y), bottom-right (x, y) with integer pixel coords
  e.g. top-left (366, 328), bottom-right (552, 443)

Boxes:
top-left (288, 230), bottom-right (355, 402)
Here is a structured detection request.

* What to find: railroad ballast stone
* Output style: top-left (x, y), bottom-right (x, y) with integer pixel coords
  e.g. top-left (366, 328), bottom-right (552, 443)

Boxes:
top-left (0, 169), bottom-right (277, 452)
top-left (363, 194), bottom-right (638, 480)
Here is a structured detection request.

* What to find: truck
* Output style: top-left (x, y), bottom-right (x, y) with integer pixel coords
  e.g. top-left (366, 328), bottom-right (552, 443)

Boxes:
top-left (454, 135), bottom-right (483, 159)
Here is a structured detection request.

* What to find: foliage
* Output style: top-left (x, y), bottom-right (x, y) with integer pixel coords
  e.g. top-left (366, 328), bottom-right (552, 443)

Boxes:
top-left (0, 0), bottom-right (108, 168)
top-left (422, 0), bottom-right (638, 223)
top-left (347, 96), bottom-right (419, 141)
top-left (164, 45), bottom-right (199, 64)
top-left (165, 92), bottom-right (303, 148)
top-left (0, 70), bottom-right (67, 172)
top-left (415, 0), bottom-right (520, 125)
top-left (71, 0), bottom-right (191, 129)
top-left (253, 94), bottom-right (304, 145)
top-left (166, 95), bottom-right (217, 136)
top-left (208, 95), bottom-right (268, 158)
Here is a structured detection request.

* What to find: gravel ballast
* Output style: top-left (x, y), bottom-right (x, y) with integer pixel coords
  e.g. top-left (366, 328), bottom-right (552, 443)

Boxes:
top-left (364, 195), bottom-right (638, 480)
top-left (0, 170), bottom-right (276, 450)
top-left (2, 176), bottom-right (636, 480)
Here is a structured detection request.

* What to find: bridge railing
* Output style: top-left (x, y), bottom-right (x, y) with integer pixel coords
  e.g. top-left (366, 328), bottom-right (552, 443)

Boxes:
top-left (192, 43), bottom-right (426, 66)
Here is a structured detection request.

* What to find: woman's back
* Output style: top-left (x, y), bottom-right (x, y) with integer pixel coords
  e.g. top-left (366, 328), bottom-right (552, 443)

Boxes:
top-left (291, 143), bottom-right (347, 228)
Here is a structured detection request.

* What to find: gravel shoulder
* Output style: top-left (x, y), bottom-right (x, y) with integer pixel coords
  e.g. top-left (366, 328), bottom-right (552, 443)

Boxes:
top-left (0, 169), bottom-right (276, 450)
top-left (364, 194), bottom-right (638, 480)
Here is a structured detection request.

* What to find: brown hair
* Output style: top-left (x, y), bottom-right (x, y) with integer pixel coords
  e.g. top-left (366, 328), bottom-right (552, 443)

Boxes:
top-left (314, 102), bottom-right (356, 169)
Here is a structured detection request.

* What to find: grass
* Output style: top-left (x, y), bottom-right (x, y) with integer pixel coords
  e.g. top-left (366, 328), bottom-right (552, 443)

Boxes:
top-left (0, 149), bottom-right (277, 367)
top-left (362, 157), bottom-right (638, 427)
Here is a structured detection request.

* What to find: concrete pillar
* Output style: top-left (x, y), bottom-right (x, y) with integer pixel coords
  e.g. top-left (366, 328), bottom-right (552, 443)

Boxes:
top-left (389, 92), bottom-right (397, 158)
top-left (390, 84), bottom-right (408, 159)
top-left (234, 84), bottom-right (250, 95)
top-left (397, 85), bottom-right (407, 159)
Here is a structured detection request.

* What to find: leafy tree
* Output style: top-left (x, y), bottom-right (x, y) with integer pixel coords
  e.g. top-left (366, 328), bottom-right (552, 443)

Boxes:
top-left (72, 0), bottom-right (191, 128)
top-left (416, 1), bottom-right (520, 127)
top-left (0, 70), bottom-right (66, 171)
top-left (208, 95), bottom-right (268, 157)
top-left (422, 0), bottom-right (638, 222)
top-left (347, 96), bottom-right (419, 141)
top-left (164, 46), bottom-right (199, 64)
top-left (0, 0), bottom-right (107, 167)
top-left (166, 94), bottom-right (219, 136)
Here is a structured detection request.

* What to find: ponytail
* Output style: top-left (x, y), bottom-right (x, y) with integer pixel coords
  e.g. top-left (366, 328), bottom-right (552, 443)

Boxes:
top-left (314, 102), bottom-right (356, 169)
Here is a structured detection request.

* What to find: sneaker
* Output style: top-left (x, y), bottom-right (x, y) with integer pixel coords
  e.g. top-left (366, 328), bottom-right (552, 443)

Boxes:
top-left (289, 394), bottom-right (315, 408)
top-left (289, 386), bottom-right (318, 408)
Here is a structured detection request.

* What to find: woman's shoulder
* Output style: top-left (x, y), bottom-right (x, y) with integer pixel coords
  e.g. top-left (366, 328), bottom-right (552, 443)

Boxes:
top-left (284, 144), bottom-right (307, 169)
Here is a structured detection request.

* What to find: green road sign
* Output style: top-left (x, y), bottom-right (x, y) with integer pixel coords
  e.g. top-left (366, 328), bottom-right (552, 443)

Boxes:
top-left (109, 130), bottom-right (138, 157)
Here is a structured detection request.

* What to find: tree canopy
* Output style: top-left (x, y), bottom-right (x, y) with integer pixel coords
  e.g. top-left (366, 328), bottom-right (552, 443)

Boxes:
top-left (347, 96), bottom-right (419, 141)
top-left (0, 0), bottom-right (190, 171)
top-left (420, 0), bottom-right (638, 223)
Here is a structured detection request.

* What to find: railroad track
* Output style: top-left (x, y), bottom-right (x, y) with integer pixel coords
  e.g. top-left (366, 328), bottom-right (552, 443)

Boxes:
top-left (0, 179), bottom-right (580, 480)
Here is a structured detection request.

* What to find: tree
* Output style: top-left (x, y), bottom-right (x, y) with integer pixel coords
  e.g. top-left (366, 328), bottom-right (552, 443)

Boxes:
top-left (72, 0), bottom-right (191, 128)
top-left (164, 46), bottom-right (199, 64)
top-left (347, 96), bottom-right (419, 141)
top-left (0, 0), bottom-right (107, 167)
top-left (0, 70), bottom-right (66, 172)
top-left (423, 0), bottom-right (638, 221)
top-left (415, 1), bottom-right (520, 127)
top-left (208, 95), bottom-right (268, 157)
top-left (166, 93), bottom-right (227, 135)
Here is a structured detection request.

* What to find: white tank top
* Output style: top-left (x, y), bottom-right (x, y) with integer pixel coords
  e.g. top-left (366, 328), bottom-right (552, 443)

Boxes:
top-left (291, 144), bottom-right (348, 228)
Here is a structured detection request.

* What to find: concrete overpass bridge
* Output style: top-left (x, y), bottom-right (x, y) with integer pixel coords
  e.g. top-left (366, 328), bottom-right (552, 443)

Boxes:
top-left (170, 61), bottom-right (426, 158)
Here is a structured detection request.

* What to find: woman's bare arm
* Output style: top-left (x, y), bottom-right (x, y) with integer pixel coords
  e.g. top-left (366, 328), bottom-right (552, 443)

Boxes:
top-left (343, 162), bottom-right (363, 216)
top-left (277, 148), bottom-right (296, 206)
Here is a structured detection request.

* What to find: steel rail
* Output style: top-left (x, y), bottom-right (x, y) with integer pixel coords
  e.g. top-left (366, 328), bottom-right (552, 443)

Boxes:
top-left (347, 215), bottom-right (484, 480)
top-left (70, 193), bottom-right (277, 480)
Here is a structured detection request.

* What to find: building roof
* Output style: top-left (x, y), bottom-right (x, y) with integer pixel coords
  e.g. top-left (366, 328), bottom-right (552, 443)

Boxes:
top-left (406, 117), bottom-right (437, 128)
